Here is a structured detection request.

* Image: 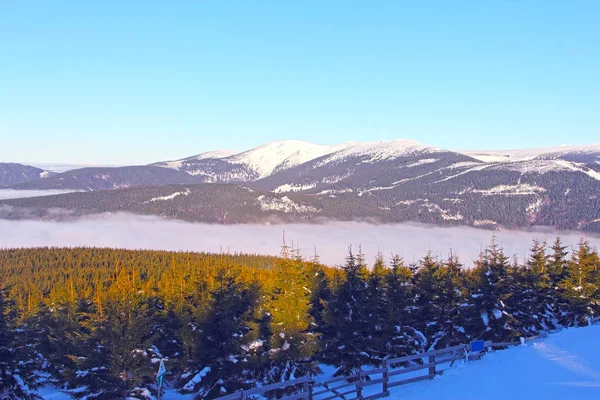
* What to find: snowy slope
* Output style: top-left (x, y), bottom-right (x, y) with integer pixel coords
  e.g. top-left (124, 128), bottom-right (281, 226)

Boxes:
top-left (155, 150), bottom-right (237, 170)
top-left (38, 325), bottom-right (600, 400)
top-left (226, 140), bottom-right (336, 178)
top-left (394, 325), bottom-right (600, 400)
top-left (316, 139), bottom-right (437, 166)
top-left (465, 143), bottom-right (600, 163)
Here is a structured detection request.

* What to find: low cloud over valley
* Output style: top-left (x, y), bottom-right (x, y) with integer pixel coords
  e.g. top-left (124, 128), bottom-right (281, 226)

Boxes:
top-left (1, 213), bottom-right (598, 266)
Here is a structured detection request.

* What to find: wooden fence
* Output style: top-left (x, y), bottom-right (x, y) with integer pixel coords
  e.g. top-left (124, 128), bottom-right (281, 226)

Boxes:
top-left (215, 327), bottom-right (595, 400)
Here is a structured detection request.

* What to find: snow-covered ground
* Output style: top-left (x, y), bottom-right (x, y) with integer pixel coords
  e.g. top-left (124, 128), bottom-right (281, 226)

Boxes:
top-left (39, 325), bottom-right (600, 400)
top-left (394, 325), bottom-right (600, 400)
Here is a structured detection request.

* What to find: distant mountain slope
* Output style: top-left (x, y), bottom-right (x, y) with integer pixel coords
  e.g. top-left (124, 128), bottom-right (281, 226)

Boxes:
top-left (3, 177), bottom-right (599, 232)
top-left (464, 144), bottom-right (600, 164)
top-left (0, 184), bottom-right (334, 223)
top-left (10, 166), bottom-right (203, 191)
top-left (0, 163), bottom-right (54, 186)
top-left (152, 140), bottom-right (338, 183)
top-left (4, 139), bottom-right (600, 231)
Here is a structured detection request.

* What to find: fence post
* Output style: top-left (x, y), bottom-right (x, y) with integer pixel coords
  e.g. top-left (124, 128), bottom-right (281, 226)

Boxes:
top-left (382, 359), bottom-right (389, 395)
top-left (428, 355), bottom-right (436, 378)
top-left (356, 370), bottom-right (363, 400)
top-left (303, 379), bottom-right (312, 400)
top-left (240, 390), bottom-right (245, 399)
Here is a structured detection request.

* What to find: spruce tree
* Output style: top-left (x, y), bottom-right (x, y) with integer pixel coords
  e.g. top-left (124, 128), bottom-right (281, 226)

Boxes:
top-left (323, 247), bottom-right (371, 376)
top-left (0, 288), bottom-right (41, 400)
top-left (434, 254), bottom-right (469, 348)
top-left (364, 252), bottom-right (390, 364)
top-left (510, 240), bottom-right (557, 335)
top-left (262, 259), bottom-right (319, 384)
top-left (413, 252), bottom-right (444, 349)
top-left (559, 239), bottom-right (600, 326)
top-left (384, 255), bottom-right (426, 361)
top-left (465, 241), bottom-right (519, 342)
top-left (181, 275), bottom-right (261, 398)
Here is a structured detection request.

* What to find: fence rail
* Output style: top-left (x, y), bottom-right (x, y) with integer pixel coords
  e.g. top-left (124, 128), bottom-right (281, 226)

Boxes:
top-left (215, 323), bottom-right (597, 400)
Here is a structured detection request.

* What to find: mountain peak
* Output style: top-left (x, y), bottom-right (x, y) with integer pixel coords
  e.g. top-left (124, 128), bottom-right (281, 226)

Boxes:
top-left (227, 140), bottom-right (336, 178)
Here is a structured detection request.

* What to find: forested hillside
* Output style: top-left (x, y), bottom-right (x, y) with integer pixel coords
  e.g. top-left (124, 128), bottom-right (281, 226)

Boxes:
top-left (0, 241), bottom-right (599, 399)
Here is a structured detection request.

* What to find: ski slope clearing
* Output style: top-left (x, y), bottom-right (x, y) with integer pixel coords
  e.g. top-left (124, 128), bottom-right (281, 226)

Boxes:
top-left (395, 325), bottom-right (600, 400)
top-left (39, 325), bottom-right (600, 400)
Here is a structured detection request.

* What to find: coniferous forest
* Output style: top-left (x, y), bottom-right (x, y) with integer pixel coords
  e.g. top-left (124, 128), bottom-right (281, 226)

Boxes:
top-left (1, 239), bottom-right (599, 399)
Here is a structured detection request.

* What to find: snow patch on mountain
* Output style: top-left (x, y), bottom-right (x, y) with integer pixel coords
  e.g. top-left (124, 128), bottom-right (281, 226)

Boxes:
top-left (468, 184), bottom-right (546, 196)
top-left (405, 158), bottom-right (439, 167)
top-left (255, 195), bottom-right (320, 213)
top-left (228, 140), bottom-right (336, 178)
top-left (144, 189), bottom-right (190, 203)
top-left (155, 150), bottom-right (236, 170)
top-left (274, 183), bottom-right (317, 193)
top-left (464, 143), bottom-right (600, 163)
top-left (315, 140), bottom-right (436, 167)
top-left (496, 160), bottom-right (600, 180)
top-left (422, 201), bottom-right (464, 220)
top-left (473, 220), bottom-right (498, 227)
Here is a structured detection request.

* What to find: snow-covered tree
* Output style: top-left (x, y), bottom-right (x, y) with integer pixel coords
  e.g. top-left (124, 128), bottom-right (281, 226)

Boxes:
top-left (323, 247), bottom-right (372, 376)
top-left (0, 288), bottom-right (41, 400)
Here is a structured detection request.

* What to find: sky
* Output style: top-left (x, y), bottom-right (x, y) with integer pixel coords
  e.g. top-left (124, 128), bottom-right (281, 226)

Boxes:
top-left (1, 1), bottom-right (599, 165)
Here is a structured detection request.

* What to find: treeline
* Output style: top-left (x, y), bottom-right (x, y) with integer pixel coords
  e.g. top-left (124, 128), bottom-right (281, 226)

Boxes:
top-left (0, 239), bottom-right (599, 399)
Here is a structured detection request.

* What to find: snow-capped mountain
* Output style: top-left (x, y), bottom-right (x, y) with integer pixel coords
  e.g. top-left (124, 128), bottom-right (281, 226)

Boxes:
top-left (5, 139), bottom-right (600, 232)
top-left (154, 150), bottom-right (238, 171)
top-left (227, 140), bottom-right (337, 178)
top-left (464, 143), bottom-right (600, 164)
top-left (152, 140), bottom-right (338, 182)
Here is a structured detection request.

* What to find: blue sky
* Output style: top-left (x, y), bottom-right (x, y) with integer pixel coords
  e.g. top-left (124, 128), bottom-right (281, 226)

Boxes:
top-left (1, 1), bottom-right (599, 164)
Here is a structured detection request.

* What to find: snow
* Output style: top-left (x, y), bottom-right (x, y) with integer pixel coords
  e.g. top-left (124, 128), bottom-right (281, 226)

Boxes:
top-left (183, 366), bottom-right (211, 392)
top-left (473, 220), bottom-right (498, 227)
top-left (256, 195), bottom-right (320, 214)
top-left (157, 150), bottom-right (237, 170)
top-left (36, 325), bottom-right (600, 400)
top-left (464, 143), bottom-right (600, 163)
top-left (393, 325), bottom-right (600, 400)
top-left (421, 201), bottom-right (464, 220)
top-left (274, 183), bottom-right (317, 193)
top-left (143, 189), bottom-right (190, 204)
top-left (187, 150), bottom-right (237, 161)
top-left (492, 159), bottom-right (600, 180)
top-left (405, 158), bottom-right (439, 167)
top-left (481, 312), bottom-right (490, 327)
top-left (467, 184), bottom-right (546, 196)
top-left (315, 139), bottom-right (437, 167)
top-left (227, 140), bottom-right (336, 178)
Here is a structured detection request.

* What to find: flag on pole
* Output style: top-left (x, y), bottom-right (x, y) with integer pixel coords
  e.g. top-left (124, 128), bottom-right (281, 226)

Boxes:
top-left (156, 359), bottom-right (167, 388)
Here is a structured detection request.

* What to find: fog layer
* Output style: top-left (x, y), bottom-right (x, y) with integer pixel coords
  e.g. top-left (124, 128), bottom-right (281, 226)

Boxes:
top-left (1, 213), bottom-right (598, 266)
top-left (0, 189), bottom-right (81, 200)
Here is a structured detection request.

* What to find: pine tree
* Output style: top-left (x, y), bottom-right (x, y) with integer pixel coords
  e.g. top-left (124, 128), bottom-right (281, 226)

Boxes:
top-left (510, 240), bottom-right (557, 335)
top-left (63, 269), bottom-right (158, 399)
top-left (0, 288), bottom-right (41, 400)
top-left (384, 255), bottom-right (425, 361)
top-left (413, 252), bottom-right (445, 349)
top-left (323, 247), bottom-right (371, 376)
top-left (181, 275), bottom-right (261, 398)
top-left (434, 254), bottom-right (469, 348)
top-left (559, 239), bottom-right (600, 326)
top-left (363, 252), bottom-right (390, 364)
top-left (466, 241), bottom-right (519, 342)
top-left (261, 259), bottom-right (320, 384)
